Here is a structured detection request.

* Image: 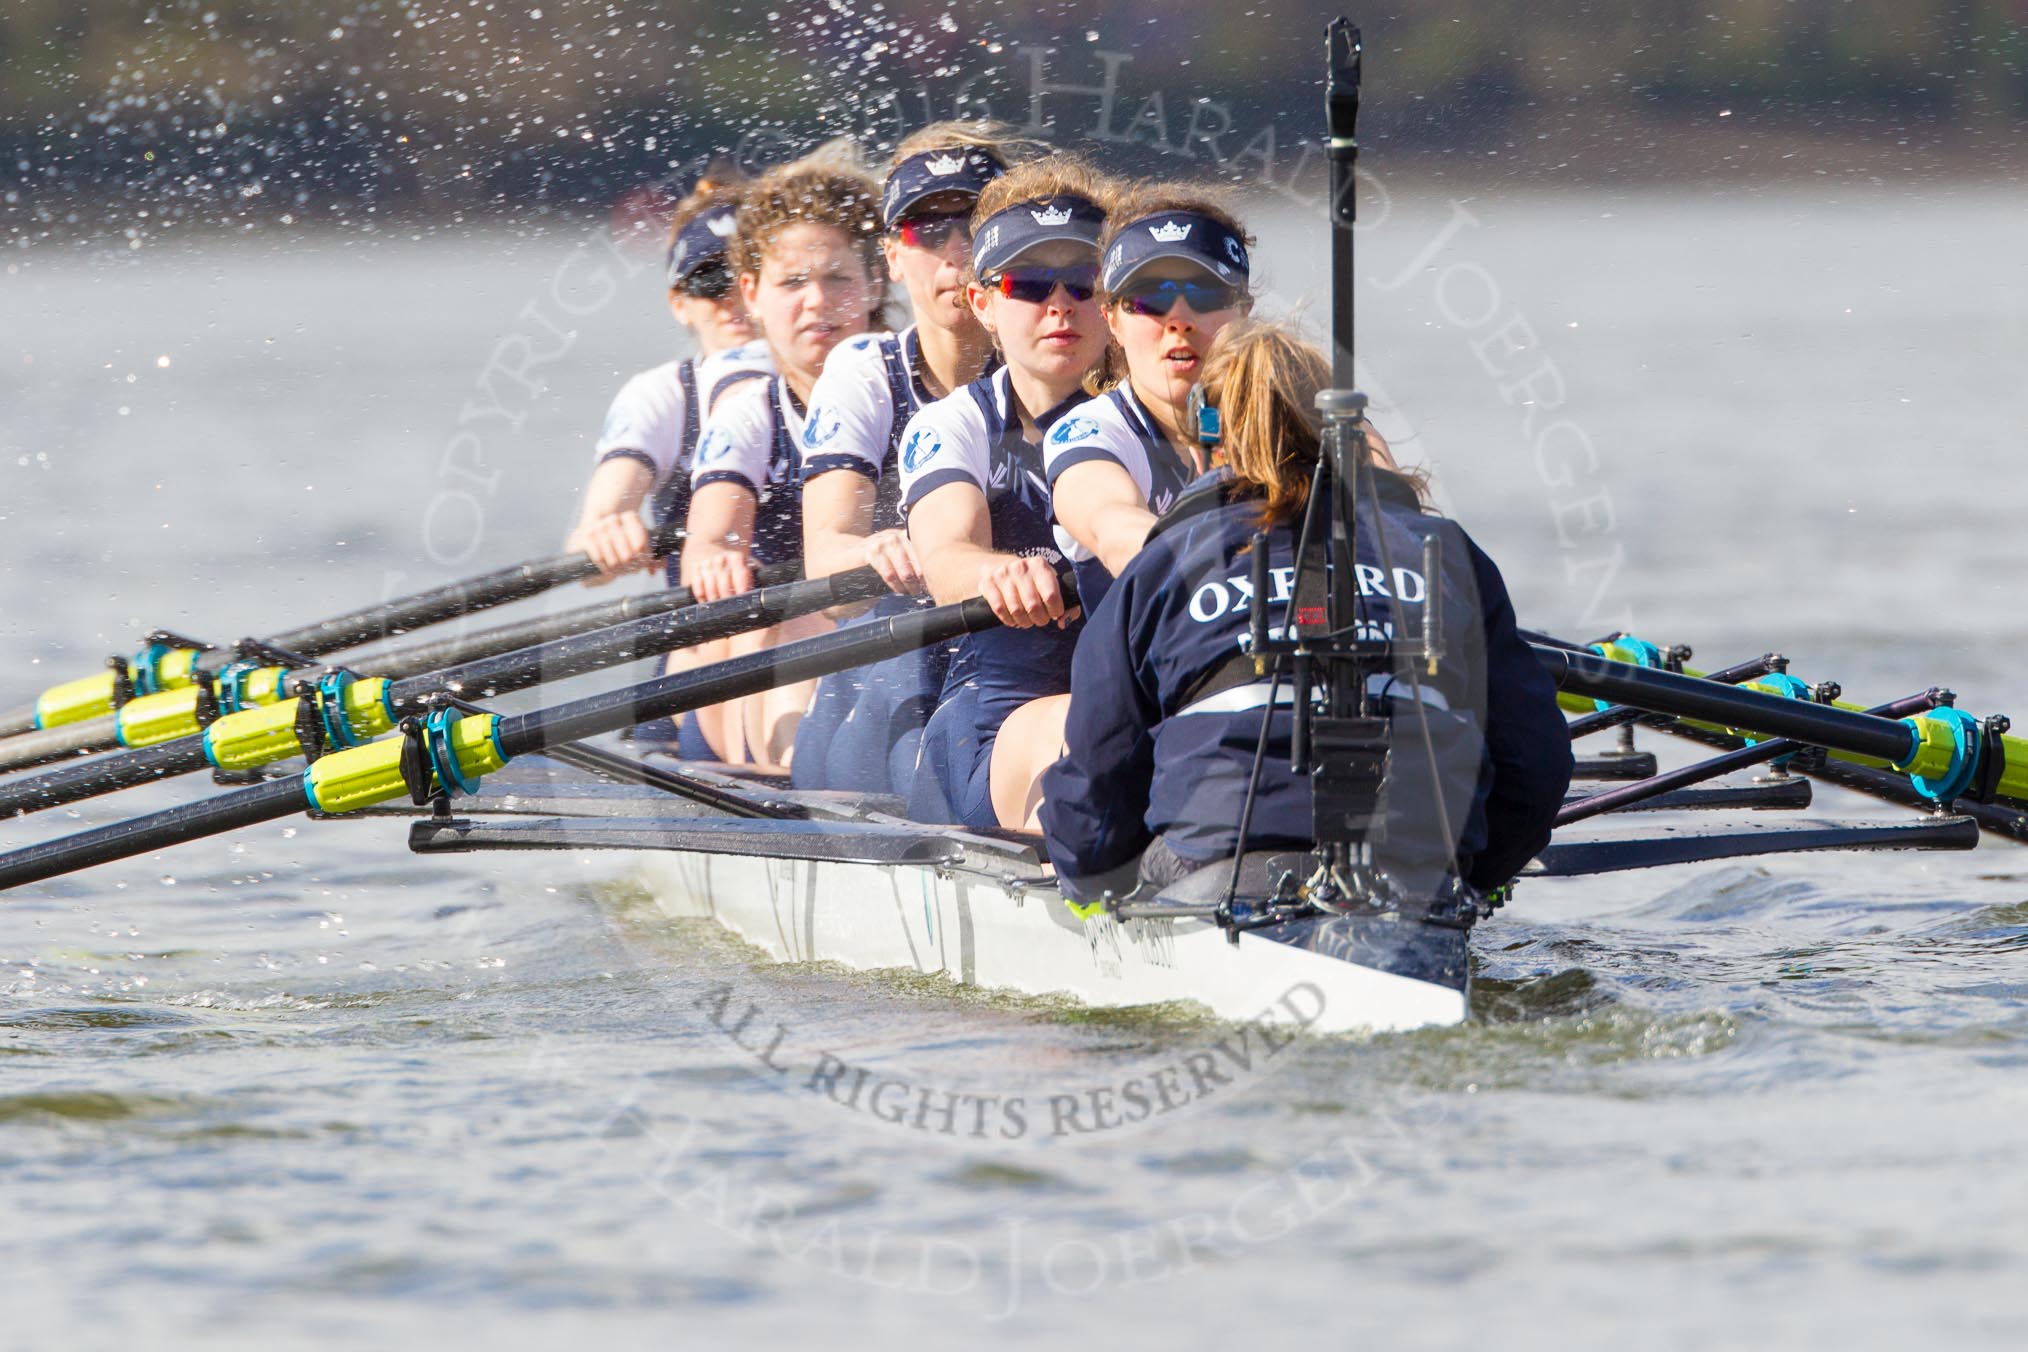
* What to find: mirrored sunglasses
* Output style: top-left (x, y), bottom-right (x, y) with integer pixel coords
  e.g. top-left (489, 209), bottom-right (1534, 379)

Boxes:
top-left (991, 264), bottom-right (1101, 304)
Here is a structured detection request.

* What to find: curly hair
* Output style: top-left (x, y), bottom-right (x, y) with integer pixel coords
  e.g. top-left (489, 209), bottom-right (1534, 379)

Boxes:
top-left (728, 153), bottom-right (884, 280)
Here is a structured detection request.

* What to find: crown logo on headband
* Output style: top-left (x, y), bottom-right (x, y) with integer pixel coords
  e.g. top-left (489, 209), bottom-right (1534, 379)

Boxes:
top-left (924, 151), bottom-right (966, 176)
top-left (707, 214), bottom-right (736, 237)
top-left (1030, 203), bottom-right (1074, 227)
top-left (1149, 219), bottom-right (1193, 244)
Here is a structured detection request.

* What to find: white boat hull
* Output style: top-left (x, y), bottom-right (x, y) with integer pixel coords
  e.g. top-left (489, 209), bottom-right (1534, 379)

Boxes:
top-left (632, 846), bottom-right (1469, 1036)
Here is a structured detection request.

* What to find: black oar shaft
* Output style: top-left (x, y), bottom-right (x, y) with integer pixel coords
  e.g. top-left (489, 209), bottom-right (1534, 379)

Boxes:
top-left (345, 563), bottom-right (796, 681)
top-left (388, 567), bottom-right (875, 711)
top-left (0, 569), bottom-right (882, 820)
top-left (0, 778), bottom-right (307, 890)
top-left (1534, 645), bottom-right (1920, 765)
top-left (0, 525), bottom-right (689, 738)
top-left (500, 598), bottom-right (993, 754)
top-left (1557, 691), bottom-right (1940, 826)
top-left (1564, 654), bottom-right (1780, 741)
top-left (0, 592), bottom-right (996, 893)
top-left (254, 520), bottom-right (680, 661)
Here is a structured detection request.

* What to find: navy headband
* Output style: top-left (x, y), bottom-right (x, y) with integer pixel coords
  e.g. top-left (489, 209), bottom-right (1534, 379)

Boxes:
top-left (971, 195), bottom-right (1106, 279)
top-left (882, 146), bottom-right (1003, 228)
top-left (1101, 211), bottom-right (1251, 293)
top-left (667, 202), bottom-right (738, 287)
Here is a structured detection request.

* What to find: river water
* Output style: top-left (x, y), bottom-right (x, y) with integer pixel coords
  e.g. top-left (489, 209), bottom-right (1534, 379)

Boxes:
top-left (4, 185), bottom-right (2028, 1348)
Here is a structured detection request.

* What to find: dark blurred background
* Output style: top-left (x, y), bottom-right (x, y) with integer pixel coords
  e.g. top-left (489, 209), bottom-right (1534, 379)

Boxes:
top-left (6, 0), bottom-right (2026, 241)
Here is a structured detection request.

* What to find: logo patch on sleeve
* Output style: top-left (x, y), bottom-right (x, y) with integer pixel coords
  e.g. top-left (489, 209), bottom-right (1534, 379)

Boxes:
top-left (901, 428), bottom-right (942, 473)
top-left (803, 408), bottom-right (842, 447)
top-left (1048, 415), bottom-right (1100, 446)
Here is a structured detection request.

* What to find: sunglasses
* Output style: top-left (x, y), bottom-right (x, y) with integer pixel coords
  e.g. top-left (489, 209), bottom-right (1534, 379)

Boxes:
top-left (1114, 277), bottom-right (1246, 318)
top-left (989, 264), bottom-right (1100, 305)
top-left (893, 211), bottom-right (972, 252)
top-left (678, 262), bottom-right (735, 301)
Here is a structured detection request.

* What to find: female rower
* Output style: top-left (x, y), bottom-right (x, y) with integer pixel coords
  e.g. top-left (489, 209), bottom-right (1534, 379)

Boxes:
top-left (788, 123), bottom-right (1033, 795)
top-left (1043, 184), bottom-right (1254, 613)
top-left (566, 173), bottom-right (772, 585)
top-left (681, 150), bottom-right (886, 768)
top-left (1046, 183), bottom-right (1398, 611)
top-left (564, 174), bottom-right (773, 756)
top-left (896, 156), bottom-right (1119, 829)
top-left (1038, 321), bottom-right (1572, 903)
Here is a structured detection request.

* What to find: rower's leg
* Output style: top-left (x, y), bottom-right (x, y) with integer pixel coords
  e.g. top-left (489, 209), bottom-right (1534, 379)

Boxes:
top-left (739, 610), bottom-right (834, 772)
top-left (666, 638), bottom-right (734, 757)
top-left (989, 693), bottom-right (1071, 830)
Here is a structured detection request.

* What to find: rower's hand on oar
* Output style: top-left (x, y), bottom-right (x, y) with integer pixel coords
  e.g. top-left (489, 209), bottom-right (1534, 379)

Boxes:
top-left (978, 555), bottom-right (1078, 630)
top-left (687, 551), bottom-right (756, 603)
top-left (862, 529), bottom-right (926, 596)
top-left (568, 514), bottom-right (654, 585)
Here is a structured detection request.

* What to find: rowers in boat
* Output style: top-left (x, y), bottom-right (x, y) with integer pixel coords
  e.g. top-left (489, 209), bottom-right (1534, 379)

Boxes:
top-left (565, 171), bottom-right (772, 586)
top-left (679, 148), bottom-right (887, 769)
top-left (896, 155), bottom-right (1122, 830)
top-left (786, 122), bottom-right (1035, 795)
top-left (1039, 320), bottom-right (1574, 904)
top-left (563, 172), bottom-right (774, 756)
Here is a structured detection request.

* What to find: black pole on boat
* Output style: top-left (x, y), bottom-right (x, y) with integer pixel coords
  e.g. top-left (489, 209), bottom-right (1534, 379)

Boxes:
top-left (0, 594), bottom-right (1002, 893)
top-left (0, 567), bottom-right (878, 819)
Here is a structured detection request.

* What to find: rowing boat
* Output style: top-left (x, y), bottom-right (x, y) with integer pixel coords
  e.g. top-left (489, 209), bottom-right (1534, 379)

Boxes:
top-left (1, 19), bottom-right (2022, 1042)
top-left (407, 752), bottom-right (1473, 1034)
top-left (393, 719), bottom-right (1986, 1035)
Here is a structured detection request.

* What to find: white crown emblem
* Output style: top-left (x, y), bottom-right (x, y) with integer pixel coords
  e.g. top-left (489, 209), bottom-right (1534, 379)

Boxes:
top-left (707, 213), bottom-right (735, 237)
top-left (1030, 203), bottom-right (1073, 227)
top-left (924, 151), bottom-right (966, 176)
top-left (1150, 219), bottom-right (1193, 244)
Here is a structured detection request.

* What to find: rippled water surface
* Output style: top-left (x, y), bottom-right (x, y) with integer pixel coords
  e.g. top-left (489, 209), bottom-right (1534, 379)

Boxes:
top-left (5, 188), bottom-right (2028, 1349)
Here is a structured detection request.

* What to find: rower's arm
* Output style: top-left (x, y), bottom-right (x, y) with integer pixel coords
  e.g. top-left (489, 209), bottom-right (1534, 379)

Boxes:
top-left (566, 458), bottom-right (657, 583)
top-left (681, 480), bottom-right (759, 602)
top-left (906, 480), bottom-right (1002, 605)
top-left (907, 481), bottom-right (1068, 629)
top-left (1051, 459), bottom-right (1158, 579)
top-left (801, 470), bottom-right (878, 579)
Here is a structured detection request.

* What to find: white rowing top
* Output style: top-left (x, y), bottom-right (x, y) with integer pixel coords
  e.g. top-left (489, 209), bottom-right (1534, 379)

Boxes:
top-left (591, 340), bottom-right (773, 482)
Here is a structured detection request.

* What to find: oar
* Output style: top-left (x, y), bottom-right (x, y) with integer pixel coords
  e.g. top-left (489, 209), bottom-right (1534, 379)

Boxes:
top-left (1555, 689), bottom-right (1946, 826)
top-left (1533, 644), bottom-right (2028, 815)
top-left (0, 522), bottom-right (690, 740)
top-left (0, 566), bottom-right (881, 819)
top-left (0, 593), bottom-right (999, 892)
top-left (0, 562), bottom-right (801, 776)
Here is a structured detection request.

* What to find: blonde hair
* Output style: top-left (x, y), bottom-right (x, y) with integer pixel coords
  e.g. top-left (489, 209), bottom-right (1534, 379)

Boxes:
top-left (968, 154), bottom-right (1124, 257)
top-left (891, 119), bottom-right (1049, 170)
top-left (1097, 181), bottom-right (1254, 301)
top-left (1200, 320), bottom-right (1426, 528)
top-left (728, 148), bottom-right (884, 281)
